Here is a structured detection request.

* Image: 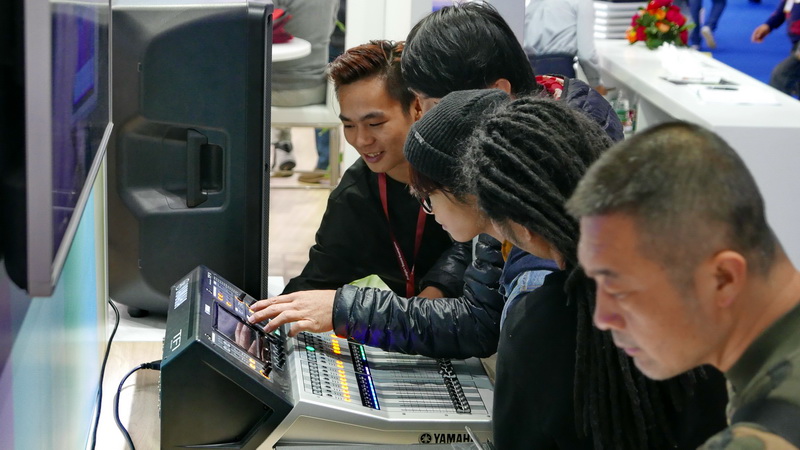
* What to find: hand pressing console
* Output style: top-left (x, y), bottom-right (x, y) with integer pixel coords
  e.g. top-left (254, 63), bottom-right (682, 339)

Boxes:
top-left (248, 290), bottom-right (337, 337)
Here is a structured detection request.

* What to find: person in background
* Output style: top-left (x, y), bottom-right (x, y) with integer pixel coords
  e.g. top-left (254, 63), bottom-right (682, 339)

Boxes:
top-left (567, 121), bottom-right (800, 448)
top-left (752, 0), bottom-right (800, 98)
top-left (523, 0), bottom-right (608, 95)
top-left (688, 0), bottom-right (726, 49)
top-left (298, 0), bottom-right (348, 183)
top-left (402, 3), bottom-right (537, 111)
top-left (459, 94), bottom-right (727, 449)
top-left (402, 2), bottom-right (622, 139)
top-left (270, 0), bottom-right (338, 177)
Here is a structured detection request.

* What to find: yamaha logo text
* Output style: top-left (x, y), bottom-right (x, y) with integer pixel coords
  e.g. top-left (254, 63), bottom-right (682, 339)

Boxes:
top-left (419, 432), bottom-right (473, 444)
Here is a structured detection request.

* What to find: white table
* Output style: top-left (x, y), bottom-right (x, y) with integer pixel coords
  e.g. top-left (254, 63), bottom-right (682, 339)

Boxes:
top-left (272, 37), bottom-right (311, 62)
top-left (596, 39), bottom-right (800, 265)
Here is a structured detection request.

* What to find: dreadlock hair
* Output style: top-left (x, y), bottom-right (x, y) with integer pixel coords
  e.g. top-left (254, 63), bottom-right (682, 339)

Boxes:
top-left (461, 97), bottom-right (705, 450)
top-left (402, 2), bottom-right (540, 98)
top-left (328, 40), bottom-right (415, 114)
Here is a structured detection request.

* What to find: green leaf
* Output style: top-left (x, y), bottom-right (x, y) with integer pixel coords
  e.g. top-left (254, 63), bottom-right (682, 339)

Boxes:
top-left (646, 37), bottom-right (664, 49)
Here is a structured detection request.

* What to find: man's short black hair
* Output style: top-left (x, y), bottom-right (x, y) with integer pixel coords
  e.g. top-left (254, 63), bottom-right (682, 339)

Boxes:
top-left (402, 2), bottom-right (539, 99)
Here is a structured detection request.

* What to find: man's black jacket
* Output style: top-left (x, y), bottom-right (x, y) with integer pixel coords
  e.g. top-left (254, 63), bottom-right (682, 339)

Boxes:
top-left (283, 158), bottom-right (462, 297)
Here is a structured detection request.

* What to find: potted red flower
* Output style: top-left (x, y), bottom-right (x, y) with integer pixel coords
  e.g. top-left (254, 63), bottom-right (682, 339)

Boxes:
top-left (626, 0), bottom-right (694, 49)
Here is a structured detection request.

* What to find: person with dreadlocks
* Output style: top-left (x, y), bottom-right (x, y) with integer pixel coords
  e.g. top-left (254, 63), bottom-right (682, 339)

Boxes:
top-left (457, 93), bottom-right (728, 449)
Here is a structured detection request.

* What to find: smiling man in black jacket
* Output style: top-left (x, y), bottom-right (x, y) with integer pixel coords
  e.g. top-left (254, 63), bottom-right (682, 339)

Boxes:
top-left (281, 40), bottom-right (459, 300)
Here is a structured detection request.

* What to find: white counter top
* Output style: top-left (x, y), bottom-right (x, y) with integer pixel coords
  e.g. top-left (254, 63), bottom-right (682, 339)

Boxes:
top-left (596, 39), bottom-right (800, 128)
top-left (596, 39), bottom-right (800, 265)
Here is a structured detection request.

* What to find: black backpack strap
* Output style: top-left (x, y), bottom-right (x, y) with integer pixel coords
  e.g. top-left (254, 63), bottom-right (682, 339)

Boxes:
top-left (732, 398), bottom-right (800, 447)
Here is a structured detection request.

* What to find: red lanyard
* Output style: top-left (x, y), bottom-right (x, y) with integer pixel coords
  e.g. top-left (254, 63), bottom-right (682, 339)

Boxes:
top-left (378, 173), bottom-right (427, 297)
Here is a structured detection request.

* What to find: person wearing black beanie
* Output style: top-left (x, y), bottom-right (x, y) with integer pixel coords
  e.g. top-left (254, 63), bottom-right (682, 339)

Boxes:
top-left (402, 89), bottom-right (511, 242)
top-left (404, 87), bottom-right (561, 343)
top-left (404, 89), bottom-right (508, 192)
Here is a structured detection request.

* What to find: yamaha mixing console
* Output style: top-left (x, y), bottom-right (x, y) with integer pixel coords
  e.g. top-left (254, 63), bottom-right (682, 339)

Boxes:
top-left (160, 266), bottom-right (494, 449)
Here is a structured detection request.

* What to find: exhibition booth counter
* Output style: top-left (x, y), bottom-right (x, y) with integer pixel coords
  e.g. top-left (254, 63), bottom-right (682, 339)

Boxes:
top-left (595, 39), bottom-right (800, 128)
top-left (595, 38), bottom-right (800, 266)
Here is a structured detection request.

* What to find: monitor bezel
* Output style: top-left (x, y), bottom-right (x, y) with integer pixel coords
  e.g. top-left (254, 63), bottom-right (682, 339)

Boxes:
top-left (22, 0), bottom-right (113, 296)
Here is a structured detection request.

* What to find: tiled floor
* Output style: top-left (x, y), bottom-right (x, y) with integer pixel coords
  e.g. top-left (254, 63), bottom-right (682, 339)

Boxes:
top-left (96, 127), bottom-right (331, 449)
top-left (268, 128), bottom-right (333, 281)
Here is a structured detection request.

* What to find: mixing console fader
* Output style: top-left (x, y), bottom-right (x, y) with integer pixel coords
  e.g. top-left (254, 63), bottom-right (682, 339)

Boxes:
top-left (160, 266), bottom-right (494, 449)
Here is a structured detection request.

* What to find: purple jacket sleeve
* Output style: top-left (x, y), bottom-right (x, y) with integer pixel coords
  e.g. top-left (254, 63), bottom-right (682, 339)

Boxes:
top-left (765, 0), bottom-right (788, 30)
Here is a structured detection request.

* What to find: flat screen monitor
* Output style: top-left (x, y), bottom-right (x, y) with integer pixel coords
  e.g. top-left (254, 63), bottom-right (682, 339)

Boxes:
top-left (0, 0), bottom-right (112, 296)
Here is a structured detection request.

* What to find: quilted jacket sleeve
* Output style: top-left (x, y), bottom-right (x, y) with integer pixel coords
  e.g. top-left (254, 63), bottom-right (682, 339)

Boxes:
top-left (331, 234), bottom-right (505, 359)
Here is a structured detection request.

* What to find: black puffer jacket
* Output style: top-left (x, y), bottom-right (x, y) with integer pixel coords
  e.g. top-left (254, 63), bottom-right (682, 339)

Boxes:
top-left (333, 234), bottom-right (504, 359)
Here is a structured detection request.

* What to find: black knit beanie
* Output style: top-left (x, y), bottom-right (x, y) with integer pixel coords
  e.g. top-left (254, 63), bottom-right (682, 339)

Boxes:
top-left (404, 88), bottom-right (510, 187)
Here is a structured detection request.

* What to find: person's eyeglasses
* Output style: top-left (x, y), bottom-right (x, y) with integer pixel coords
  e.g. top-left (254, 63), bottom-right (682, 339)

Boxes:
top-left (419, 196), bottom-right (433, 214)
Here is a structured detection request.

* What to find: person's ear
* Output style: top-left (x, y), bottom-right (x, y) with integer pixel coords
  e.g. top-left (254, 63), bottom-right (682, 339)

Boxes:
top-left (489, 78), bottom-right (513, 95)
top-left (411, 97), bottom-right (423, 121)
top-left (711, 250), bottom-right (747, 308)
top-left (517, 226), bottom-right (536, 245)
top-left (510, 224), bottom-right (537, 249)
